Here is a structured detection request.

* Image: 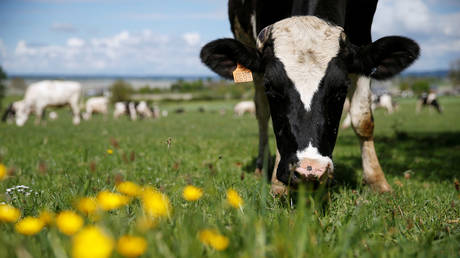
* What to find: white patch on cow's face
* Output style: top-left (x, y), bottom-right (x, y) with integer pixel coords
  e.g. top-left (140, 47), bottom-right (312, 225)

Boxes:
top-left (296, 143), bottom-right (334, 171)
top-left (271, 16), bottom-right (344, 111)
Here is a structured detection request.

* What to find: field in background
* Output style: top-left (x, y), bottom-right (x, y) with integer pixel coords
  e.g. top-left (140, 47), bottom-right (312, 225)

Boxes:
top-left (0, 97), bottom-right (459, 257)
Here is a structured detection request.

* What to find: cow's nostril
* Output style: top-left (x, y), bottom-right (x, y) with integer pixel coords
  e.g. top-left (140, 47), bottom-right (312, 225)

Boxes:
top-left (306, 166), bottom-right (312, 171)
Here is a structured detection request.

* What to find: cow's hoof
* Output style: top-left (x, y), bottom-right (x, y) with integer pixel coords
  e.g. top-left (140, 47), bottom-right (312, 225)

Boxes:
top-left (254, 168), bottom-right (263, 178)
top-left (368, 180), bottom-right (392, 193)
top-left (270, 182), bottom-right (287, 196)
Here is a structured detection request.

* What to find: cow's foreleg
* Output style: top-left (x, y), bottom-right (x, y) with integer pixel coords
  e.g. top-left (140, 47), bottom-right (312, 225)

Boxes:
top-left (34, 106), bottom-right (44, 125)
top-left (70, 99), bottom-right (81, 125)
top-left (254, 74), bottom-right (270, 177)
top-left (270, 149), bottom-right (288, 195)
top-left (350, 76), bottom-right (391, 193)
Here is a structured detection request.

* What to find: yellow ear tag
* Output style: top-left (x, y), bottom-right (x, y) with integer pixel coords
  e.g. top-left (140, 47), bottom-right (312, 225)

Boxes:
top-left (233, 63), bottom-right (253, 83)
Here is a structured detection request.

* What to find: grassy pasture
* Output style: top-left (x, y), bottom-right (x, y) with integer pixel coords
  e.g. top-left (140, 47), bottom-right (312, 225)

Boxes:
top-left (0, 97), bottom-right (459, 257)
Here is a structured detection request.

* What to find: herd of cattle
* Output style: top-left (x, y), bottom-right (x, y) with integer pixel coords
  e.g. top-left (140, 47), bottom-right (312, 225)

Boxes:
top-left (1, 80), bottom-right (169, 126)
top-left (0, 80), bottom-right (262, 126)
top-left (1, 80), bottom-right (442, 127)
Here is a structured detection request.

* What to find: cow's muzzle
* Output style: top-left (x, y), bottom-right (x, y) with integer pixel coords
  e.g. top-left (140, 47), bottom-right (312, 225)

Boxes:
top-left (288, 158), bottom-right (333, 186)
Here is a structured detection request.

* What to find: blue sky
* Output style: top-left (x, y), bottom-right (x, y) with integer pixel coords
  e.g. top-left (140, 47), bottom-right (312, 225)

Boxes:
top-left (0, 0), bottom-right (459, 76)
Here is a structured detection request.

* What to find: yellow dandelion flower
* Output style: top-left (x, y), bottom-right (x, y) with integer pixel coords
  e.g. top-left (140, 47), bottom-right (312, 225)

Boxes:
top-left (226, 189), bottom-right (243, 208)
top-left (141, 187), bottom-right (171, 218)
top-left (117, 181), bottom-right (142, 197)
top-left (0, 204), bottom-right (21, 223)
top-left (75, 197), bottom-right (98, 215)
top-left (39, 210), bottom-right (54, 225)
top-left (72, 226), bottom-right (114, 258)
top-left (199, 229), bottom-right (229, 251)
top-left (0, 163), bottom-right (7, 180)
top-left (56, 210), bottom-right (83, 235)
top-left (117, 235), bottom-right (147, 258)
top-left (15, 216), bottom-right (45, 235)
top-left (97, 191), bottom-right (130, 211)
top-left (107, 149), bottom-right (113, 154)
top-left (182, 185), bottom-right (203, 201)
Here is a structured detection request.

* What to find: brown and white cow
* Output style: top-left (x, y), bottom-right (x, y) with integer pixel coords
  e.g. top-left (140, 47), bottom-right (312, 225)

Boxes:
top-left (200, 0), bottom-right (419, 193)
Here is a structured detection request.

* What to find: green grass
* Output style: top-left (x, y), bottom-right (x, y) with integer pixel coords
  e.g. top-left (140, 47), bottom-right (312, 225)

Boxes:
top-left (0, 97), bottom-right (459, 257)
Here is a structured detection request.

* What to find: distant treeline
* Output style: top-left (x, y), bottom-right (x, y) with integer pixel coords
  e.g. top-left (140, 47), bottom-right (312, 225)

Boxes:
top-left (110, 79), bottom-right (254, 103)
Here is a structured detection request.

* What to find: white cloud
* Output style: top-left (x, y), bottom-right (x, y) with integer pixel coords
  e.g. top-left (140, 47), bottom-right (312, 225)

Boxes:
top-left (373, 0), bottom-right (460, 70)
top-left (2, 29), bottom-right (209, 75)
top-left (67, 37), bottom-right (85, 48)
top-left (373, 0), bottom-right (460, 38)
top-left (183, 32), bottom-right (201, 46)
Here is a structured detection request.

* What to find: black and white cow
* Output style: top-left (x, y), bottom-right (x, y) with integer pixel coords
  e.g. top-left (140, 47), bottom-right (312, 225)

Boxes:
top-left (416, 91), bottom-right (442, 114)
top-left (200, 0), bottom-right (419, 193)
top-left (113, 101), bottom-right (155, 120)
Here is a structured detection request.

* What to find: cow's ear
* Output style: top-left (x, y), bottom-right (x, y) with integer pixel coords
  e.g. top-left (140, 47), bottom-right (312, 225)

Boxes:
top-left (200, 38), bottom-right (262, 79)
top-left (349, 36), bottom-right (420, 80)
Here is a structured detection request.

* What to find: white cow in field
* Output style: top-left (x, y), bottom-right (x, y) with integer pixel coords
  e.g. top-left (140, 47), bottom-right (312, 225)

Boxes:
top-left (113, 102), bottom-right (127, 119)
top-left (83, 97), bottom-right (109, 120)
top-left (15, 80), bottom-right (82, 126)
top-left (136, 101), bottom-right (153, 118)
top-left (234, 101), bottom-right (256, 116)
top-left (371, 94), bottom-right (396, 114)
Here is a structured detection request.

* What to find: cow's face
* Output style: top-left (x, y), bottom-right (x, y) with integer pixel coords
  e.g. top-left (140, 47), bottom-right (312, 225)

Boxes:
top-left (200, 16), bottom-right (419, 187)
top-left (14, 101), bottom-right (29, 127)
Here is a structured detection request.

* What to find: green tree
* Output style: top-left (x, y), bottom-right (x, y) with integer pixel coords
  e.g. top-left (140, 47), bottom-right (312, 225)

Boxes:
top-left (411, 80), bottom-right (430, 95)
top-left (399, 81), bottom-right (410, 92)
top-left (110, 79), bottom-right (133, 103)
top-left (0, 66), bottom-right (6, 110)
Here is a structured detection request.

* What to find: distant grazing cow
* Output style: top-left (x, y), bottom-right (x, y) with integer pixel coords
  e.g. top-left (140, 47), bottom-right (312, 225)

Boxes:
top-left (372, 94), bottom-right (397, 114)
top-left (200, 0), bottom-right (419, 194)
top-left (153, 105), bottom-right (162, 118)
top-left (83, 97), bottom-right (109, 120)
top-left (234, 101), bottom-right (256, 116)
top-left (113, 102), bottom-right (127, 119)
top-left (136, 101), bottom-right (154, 118)
top-left (114, 102), bottom-right (136, 120)
top-left (14, 80), bottom-right (81, 126)
top-left (113, 101), bottom-right (154, 120)
top-left (417, 92), bottom-right (442, 113)
top-left (342, 93), bottom-right (397, 129)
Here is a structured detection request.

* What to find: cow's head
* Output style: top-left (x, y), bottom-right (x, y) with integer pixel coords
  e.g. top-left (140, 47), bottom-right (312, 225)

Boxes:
top-left (200, 16), bottom-right (419, 187)
top-left (2, 103), bottom-right (16, 122)
top-left (14, 101), bottom-right (29, 126)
